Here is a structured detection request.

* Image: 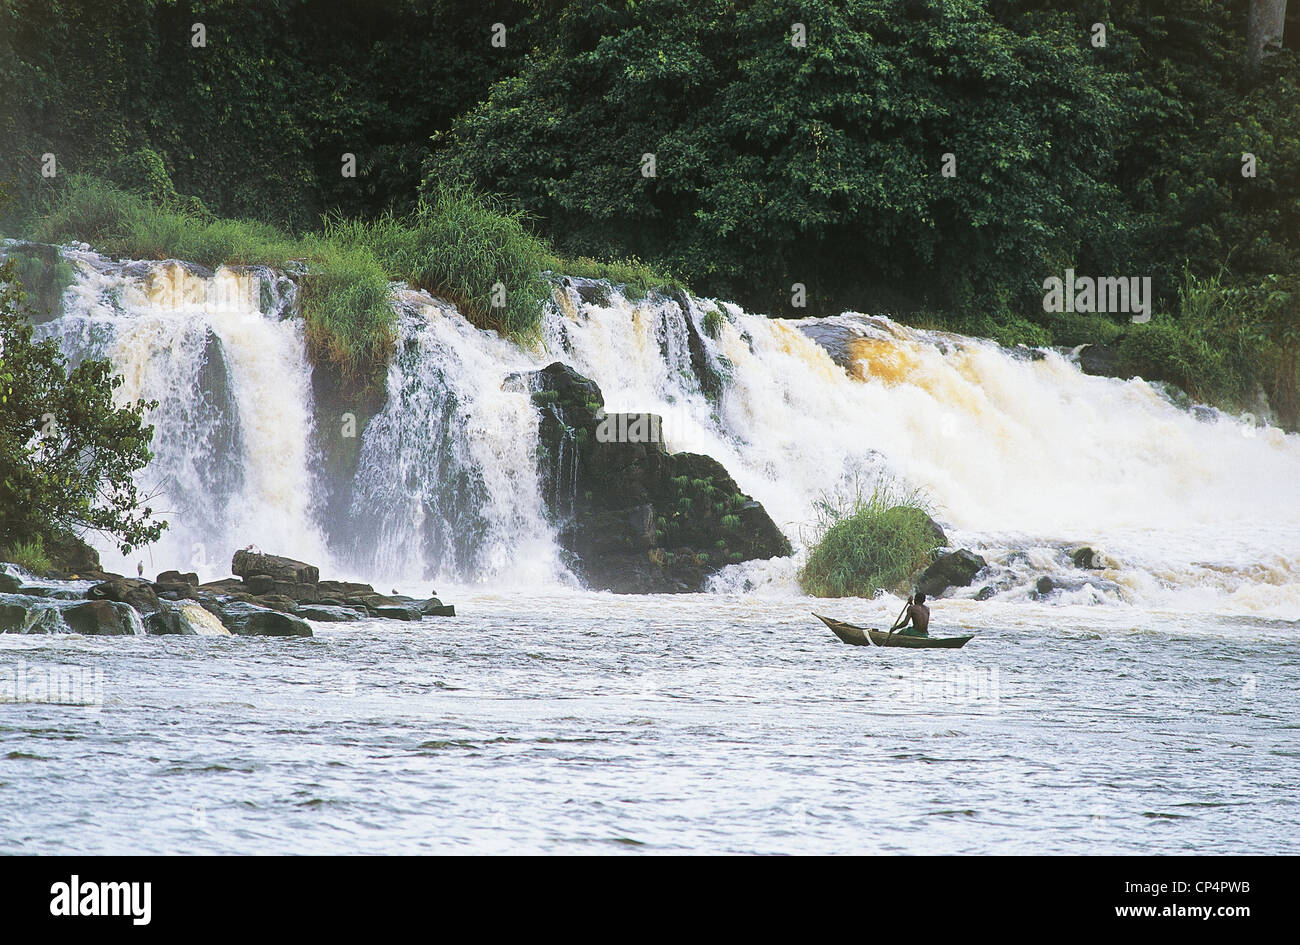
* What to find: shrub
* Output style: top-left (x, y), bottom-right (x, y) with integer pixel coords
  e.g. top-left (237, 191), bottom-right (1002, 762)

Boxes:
top-left (799, 480), bottom-right (942, 599)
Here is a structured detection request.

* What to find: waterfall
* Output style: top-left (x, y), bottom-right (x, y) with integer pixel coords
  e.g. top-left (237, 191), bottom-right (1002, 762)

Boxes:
top-left (29, 248), bottom-right (331, 580)
top-left (17, 244), bottom-right (1300, 618)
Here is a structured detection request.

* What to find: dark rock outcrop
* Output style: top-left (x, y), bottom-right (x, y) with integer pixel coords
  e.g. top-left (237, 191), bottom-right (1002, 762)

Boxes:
top-left (1071, 547), bottom-right (1100, 569)
top-left (1075, 343), bottom-right (1120, 378)
top-left (231, 550), bottom-right (319, 585)
top-left (914, 549), bottom-right (988, 599)
top-left (61, 600), bottom-right (140, 635)
top-left (88, 579), bottom-right (161, 616)
top-left (215, 601), bottom-right (312, 637)
top-left (522, 361), bottom-right (791, 592)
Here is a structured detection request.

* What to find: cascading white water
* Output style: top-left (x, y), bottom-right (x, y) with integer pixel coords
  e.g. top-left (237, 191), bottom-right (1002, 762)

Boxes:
top-left (31, 248), bottom-right (332, 580)
top-left (537, 284), bottom-right (1300, 618)
top-left (18, 244), bottom-right (1300, 618)
top-left (346, 288), bottom-right (567, 587)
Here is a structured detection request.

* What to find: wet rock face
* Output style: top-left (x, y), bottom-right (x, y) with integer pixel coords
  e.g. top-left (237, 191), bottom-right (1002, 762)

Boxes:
top-left (522, 361), bottom-right (792, 593)
top-left (914, 549), bottom-right (988, 599)
top-left (60, 600), bottom-right (141, 636)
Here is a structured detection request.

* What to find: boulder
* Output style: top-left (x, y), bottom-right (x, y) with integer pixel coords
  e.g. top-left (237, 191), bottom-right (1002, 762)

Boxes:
top-left (61, 600), bottom-right (141, 635)
top-left (247, 594), bottom-right (300, 614)
top-left (1071, 547), bottom-right (1099, 569)
top-left (87, 579), bottom-right (161, 615)
top-left (914, 549), bottom-right (988, 599)
top-left (317, 580), bottom-right (377, 597)
top-left (214, 601), bottom-right (312, 637)
top-left (420, 598), bottom-right (455, 617)
top-left (369, 605), bottom-right (421, 621)
top-left (155, 570), bottom-right (199, 586)
top-left (144, 610), bottom-right (186, 635)
top-left (0, 571), bottom-right (22, 594)
top-left (1, 601), bottom-right (31, 632)
top-left (298, 605), bottom-right (363, 622)
top-left (41, 530), bottom-right (102, 575)
top-left (524, 361), bottom-right (791, 593)
top-left (243, 573), bottom-right (276, 595)
top-left (231, 550), bottom-right (319, 586)
top-left (199, 578), bottom-right (246, 594)
top-left (1076, 343), bottom-right (1120, 378)
top-left (178, 603), bottom-right (231, 636)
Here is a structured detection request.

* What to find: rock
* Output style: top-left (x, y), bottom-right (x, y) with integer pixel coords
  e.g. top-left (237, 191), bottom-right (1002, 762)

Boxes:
top-left (155, 570), bottom-right (199, 586)
top-left (199, 578), bottom-right (246, 594)
top-left (298, 605), bottom-right (363, 622)
top-left (974, 585), bottom-right (997, 601)
top-left (1036, 576), bottom-right (1056, 596)
top-left (178, 603), bottom-right (231, 636)
top-left (420, 598), bottom-right (455, 617)
top-left (214, 601), bottom-right (311, 637)
top-left (317, 580), bottom-right (377, 597)
top-left (231, 550), bottom-right (319, 586)
top-left (247, 594), bottom-right (300, 614)
top-left (1, 602), bottom-right (31, 632)
top-left (41, 530), bottom-right (102, 574)
top-left (1071, 547), bottom-right (1099, 569)
top-left (0, 571), bottom-right (22, 594)
top-left (87, 579), bottom-right (161, 616)
top-left (524, 361), bottom-right (791, 593)
top-left (145, 610), bottom-right (186, 635)
top-left (369, 605), bottom-right (421, 621)
top-left (153, 582), bottom-right (197, 599)
top-left (914, 549), bottom-right (987, 598)
top-left (244, 573), bottom-right (276, 595)
top-left (1076, 343), bottom-right (1120, 378)
top-left (61, 600), bottom-right (141, 635)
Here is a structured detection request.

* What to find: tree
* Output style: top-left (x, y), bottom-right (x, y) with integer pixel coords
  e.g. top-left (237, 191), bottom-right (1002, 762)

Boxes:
top-left (0, 260), bottom-right (165, 555)
top-left (428, 0), bottom-right (1123, 318)
top-left (1247, 0), bottom-right (1289, 72)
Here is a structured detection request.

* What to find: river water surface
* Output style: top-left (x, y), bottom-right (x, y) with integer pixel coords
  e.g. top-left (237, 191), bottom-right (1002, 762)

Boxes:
top-left (3, 590), bottom-right (1295, 855)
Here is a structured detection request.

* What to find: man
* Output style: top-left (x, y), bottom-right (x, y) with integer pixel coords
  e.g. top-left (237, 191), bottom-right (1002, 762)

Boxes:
top-left (890, 592), bottom-right (930, 637)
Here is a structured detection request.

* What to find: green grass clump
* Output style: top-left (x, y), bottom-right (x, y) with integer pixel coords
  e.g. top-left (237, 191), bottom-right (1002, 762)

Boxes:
top-left (5, 536), bottom-right (53, 575)
top-left (21, 176), bottom-right (684, 379)
top-left (799, 479), bottom-right (942, 599)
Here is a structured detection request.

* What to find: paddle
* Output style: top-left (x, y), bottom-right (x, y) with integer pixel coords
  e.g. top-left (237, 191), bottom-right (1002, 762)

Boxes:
top-left (883, 596), bottom-right (911, 646)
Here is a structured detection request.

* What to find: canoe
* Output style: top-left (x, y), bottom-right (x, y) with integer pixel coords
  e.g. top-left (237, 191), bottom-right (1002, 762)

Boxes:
top-left (812, 613), bottom-right (974, 649)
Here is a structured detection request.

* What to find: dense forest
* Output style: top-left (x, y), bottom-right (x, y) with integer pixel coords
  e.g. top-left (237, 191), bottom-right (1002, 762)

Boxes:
top-left (2, 0), bottom-right (1298, 425)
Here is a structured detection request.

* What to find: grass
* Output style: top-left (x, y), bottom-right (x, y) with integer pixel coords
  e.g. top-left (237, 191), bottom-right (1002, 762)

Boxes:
top-left (4, 536), bottom-right (53, 575)
top-left (799, 478), bottom-right (943, 599)
top-left (20, 175), bottom-right (679, 380)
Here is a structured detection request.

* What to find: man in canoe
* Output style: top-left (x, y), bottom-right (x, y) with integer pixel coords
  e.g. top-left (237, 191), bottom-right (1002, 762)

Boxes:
top-left (890, 592), bottom-right (930, 637)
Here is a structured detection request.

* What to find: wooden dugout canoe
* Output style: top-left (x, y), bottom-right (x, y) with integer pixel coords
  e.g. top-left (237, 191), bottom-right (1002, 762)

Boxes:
top-left (812, 613), bottom-right (975, 649)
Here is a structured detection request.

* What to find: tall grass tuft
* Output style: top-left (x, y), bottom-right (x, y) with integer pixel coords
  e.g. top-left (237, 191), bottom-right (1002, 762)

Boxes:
top-left (799, 478), bottom-right (943, 599)
top-left (23, 175), bottom-right (684, 380)
top-left (5, 536), bottom-right (53, 575)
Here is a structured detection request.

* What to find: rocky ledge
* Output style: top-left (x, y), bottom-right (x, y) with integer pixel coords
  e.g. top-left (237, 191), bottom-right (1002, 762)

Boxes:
top-left (0, 549), bottom-right (454, 637)
top-left (516, 361), bottom-right (792, 593)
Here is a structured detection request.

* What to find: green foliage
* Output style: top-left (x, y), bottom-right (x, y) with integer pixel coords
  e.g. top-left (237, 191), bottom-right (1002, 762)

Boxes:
top-left (432, 0), bottom-right (1122, 317)
top-left (4, 535), bottom-right (51, 574)
top-left (799, 479), bottom-right (942, 599)
top-left (0, 0), bottom-right (533, 227)
top-left (30, 176), bottom-right (397, 383)
top-left (0, 260), bottom-right (165, 555)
